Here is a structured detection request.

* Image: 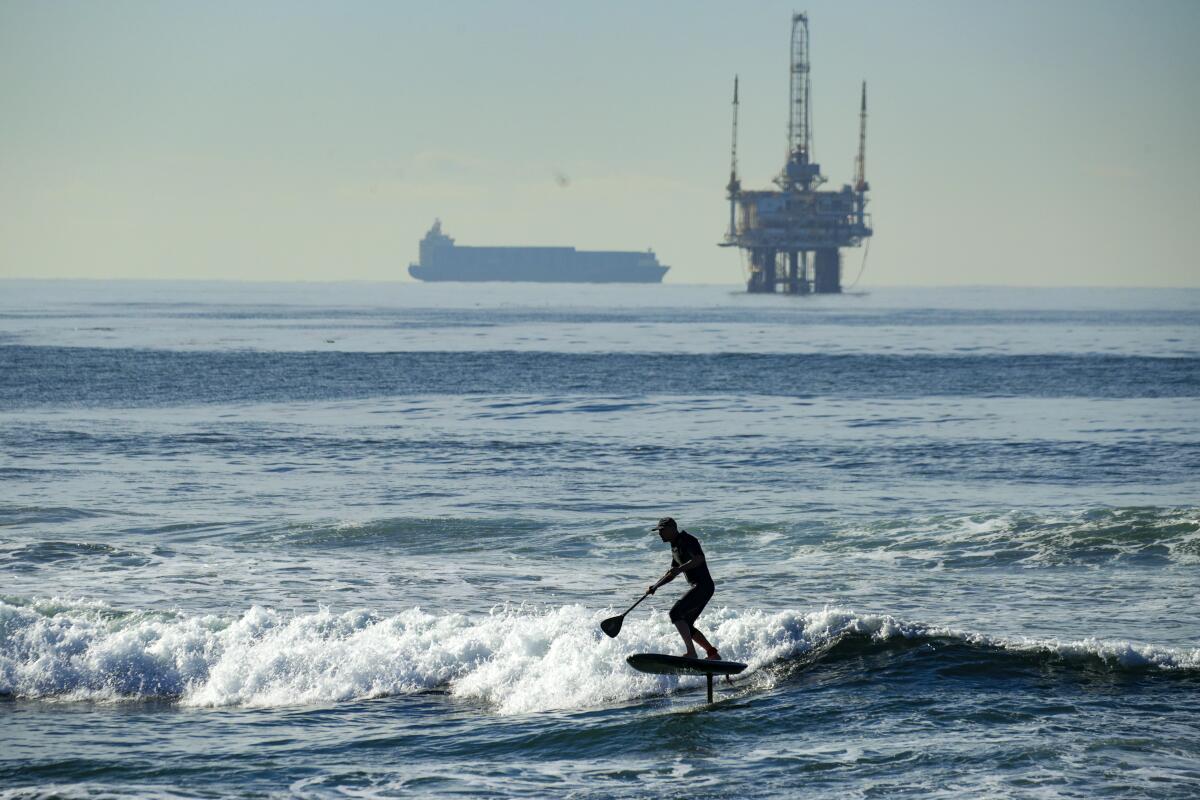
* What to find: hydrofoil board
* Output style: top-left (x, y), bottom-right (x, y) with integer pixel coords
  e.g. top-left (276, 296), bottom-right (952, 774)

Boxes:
top-left (626, 653), bottom-right (747, 676)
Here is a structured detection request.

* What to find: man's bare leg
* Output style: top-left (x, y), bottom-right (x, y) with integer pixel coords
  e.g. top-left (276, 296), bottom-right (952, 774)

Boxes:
top-left (674, 620), bottom-right (699, 658)
top-left (691, 628), bottom-right (721, 660)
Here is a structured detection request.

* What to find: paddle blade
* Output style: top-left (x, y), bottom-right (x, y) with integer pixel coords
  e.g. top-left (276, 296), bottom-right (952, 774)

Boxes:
top-left (600, 614), bottom-right (624, 638)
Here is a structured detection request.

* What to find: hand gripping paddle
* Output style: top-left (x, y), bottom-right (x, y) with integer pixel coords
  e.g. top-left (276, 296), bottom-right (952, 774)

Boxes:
top-left (600, 591), bottom-right (651, 638)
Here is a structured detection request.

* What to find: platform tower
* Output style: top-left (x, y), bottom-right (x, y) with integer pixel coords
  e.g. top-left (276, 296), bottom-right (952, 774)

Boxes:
top-left (721, 14), bottom-right (872, 294)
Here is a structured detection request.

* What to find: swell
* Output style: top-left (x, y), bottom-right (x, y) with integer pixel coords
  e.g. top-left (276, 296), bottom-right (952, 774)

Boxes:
top-left (3, 347), bottom-right (1198, 408)
top-left (2, 600), bottom-right (1196, 714)
top-left (3, 508), bottom-right (1195, 568)
top-left (756, 507), bottom-right (1200, 568)
top-left (5, 427), bottom-right (1198, 482)
top-left (214, 506), bottom-right (1200, 566)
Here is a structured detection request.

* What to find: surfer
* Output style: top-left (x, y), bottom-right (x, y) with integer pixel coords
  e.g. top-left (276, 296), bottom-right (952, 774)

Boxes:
top-left (647, 517), bottom-right (721, 660)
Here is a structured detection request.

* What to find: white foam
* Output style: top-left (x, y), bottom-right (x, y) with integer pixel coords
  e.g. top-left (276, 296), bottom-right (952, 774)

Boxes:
top-left (1, 599), bottom-right (1196, 714)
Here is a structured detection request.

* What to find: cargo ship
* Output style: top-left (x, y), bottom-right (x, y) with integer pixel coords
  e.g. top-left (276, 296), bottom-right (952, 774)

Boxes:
top-left (408, 220), bottom-right (669, 283)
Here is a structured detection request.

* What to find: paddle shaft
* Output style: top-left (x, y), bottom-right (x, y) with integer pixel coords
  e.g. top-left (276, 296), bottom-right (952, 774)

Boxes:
top-left (619, 591), bottom-right (650, 618)
top-left (628, 565), bottom-right (683, 617)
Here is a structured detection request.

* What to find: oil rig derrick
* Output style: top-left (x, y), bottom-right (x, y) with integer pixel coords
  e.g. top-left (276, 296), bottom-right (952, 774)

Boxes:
top-left (721, 13), bottom-right (872, 294)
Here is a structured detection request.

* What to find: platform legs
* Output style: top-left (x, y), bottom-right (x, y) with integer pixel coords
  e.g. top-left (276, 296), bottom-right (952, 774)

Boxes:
top-left (748, 249), bottom-right (837, 294)
top-left (707, 673), bottom-right (714, 703)
top-left (747, 249), bottom-right (778, 293)
top-left (814, 248), bottom-right (842, 293)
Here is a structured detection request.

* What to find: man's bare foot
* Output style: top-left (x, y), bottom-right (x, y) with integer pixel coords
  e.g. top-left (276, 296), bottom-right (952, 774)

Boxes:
top-left (682, 651), bottom-right (699, 659)
top-left (704, 648), bottom-right (722, 660)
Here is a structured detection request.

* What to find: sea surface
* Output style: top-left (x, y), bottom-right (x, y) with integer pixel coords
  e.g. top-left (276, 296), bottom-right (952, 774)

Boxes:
top-left (1, 280), bottom-right (1198, 799)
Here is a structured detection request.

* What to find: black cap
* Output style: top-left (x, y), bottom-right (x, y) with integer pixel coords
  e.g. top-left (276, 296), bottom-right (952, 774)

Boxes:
top-left (651, 517), bottom-right (677, 533)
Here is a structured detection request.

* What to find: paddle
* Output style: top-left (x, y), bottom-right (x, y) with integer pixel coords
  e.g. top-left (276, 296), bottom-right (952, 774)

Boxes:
top-left (600, 591), bottom-right (651, 638)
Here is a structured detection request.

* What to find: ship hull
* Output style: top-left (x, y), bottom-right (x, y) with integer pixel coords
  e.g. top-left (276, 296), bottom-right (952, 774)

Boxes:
top-left (411, 224), bottom-right (669, 283)
top-left (408, 262), bottom-right (668, 283)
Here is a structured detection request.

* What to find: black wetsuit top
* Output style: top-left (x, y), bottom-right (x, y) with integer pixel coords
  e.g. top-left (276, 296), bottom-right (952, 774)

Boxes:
top-left (671, 531), bottom-right (713, 586)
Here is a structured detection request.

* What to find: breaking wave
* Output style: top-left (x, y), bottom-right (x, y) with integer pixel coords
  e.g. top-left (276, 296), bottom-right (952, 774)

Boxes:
top-left (1, 598), bottom-right (1196, 714)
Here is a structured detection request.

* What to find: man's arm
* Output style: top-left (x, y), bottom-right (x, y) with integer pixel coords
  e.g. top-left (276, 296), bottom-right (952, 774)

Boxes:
top-left (648, 548), bottom-right (708, 593)
top-left (647, 565), bottom-right (679, 594)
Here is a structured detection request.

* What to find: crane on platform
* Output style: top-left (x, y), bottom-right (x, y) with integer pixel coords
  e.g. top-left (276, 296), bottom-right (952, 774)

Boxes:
top-left (779, 13), bottom-right (824, 192)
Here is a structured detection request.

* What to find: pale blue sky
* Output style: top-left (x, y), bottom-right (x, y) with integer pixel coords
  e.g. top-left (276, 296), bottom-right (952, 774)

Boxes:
top-left (2, 0), bottom-right (1198, 285)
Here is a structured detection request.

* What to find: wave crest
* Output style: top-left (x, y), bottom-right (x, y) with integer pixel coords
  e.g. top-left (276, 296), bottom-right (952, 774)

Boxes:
top-left (1, 599), bottom-right (1196, 713)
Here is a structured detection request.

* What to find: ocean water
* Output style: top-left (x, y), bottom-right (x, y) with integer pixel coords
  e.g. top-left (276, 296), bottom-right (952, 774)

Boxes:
top-left (1, 280), bottom-right (1198, 799)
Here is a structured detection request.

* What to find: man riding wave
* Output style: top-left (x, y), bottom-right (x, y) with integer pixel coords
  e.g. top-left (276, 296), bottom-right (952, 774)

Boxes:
top-left (648, 517), bottom-right (721, 660)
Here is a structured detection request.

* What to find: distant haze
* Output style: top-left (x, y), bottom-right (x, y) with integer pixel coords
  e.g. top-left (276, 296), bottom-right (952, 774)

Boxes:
top-left (2, 0), bottom-right (1198, 286)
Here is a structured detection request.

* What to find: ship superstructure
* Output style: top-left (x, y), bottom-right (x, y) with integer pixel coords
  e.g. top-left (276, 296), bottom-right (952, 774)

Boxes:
top-left (409, 221), bottom-right (669, 283)
top-left (722, 14), bottom-right (872, 293)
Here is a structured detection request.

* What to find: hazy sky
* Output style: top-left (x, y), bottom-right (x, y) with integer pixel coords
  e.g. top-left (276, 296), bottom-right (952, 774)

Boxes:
top-left (2, 0), bottom-right (1198, 285)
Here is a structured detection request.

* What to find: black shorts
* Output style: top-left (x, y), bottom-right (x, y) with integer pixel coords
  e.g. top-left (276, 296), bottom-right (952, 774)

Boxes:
top-left (669, 581), bottom-right (714, 626)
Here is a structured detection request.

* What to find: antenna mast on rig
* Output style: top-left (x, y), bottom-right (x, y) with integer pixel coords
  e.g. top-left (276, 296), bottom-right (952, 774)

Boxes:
top-left (854, 82), bottom-right (869, 192)
top-left (726, 76), bottom-right (741, 239)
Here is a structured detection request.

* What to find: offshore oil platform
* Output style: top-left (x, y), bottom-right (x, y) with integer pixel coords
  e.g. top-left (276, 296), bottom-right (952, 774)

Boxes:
top-left (722, 13), bottom-right (872, 294)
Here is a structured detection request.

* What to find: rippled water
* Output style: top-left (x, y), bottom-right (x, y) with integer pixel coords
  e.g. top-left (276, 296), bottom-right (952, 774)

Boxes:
top-left (1, 281), bottom-right (1198, 798)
